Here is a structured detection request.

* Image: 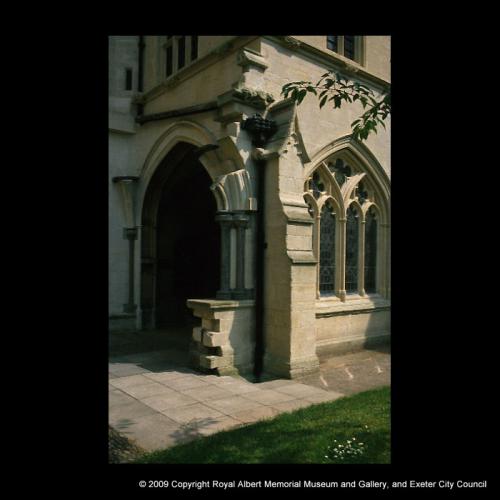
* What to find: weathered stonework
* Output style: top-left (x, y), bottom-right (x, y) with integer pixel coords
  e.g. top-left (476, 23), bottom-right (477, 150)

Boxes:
top-left (187, 299), bottom-right (256, 376)
top-left (109, 36), bottom-right (390, 377)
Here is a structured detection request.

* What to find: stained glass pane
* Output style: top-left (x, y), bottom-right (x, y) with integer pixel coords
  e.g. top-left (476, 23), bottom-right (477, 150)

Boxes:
top-left (166, 45), bottom-right (173, 77)
top-left (344, 35), bottom-right (356, 60)
top-left (319, 204), bottom-right (336, 295)
top-left (311, 171), bottom-right (325, 199)
top-left (345, 204), bottom-right (359, 293)
top-left (327, 35), bottom-right (338, 52)
top-left (364, 208), bottom-right (377, 293)
top-left (191, 35), bottom-right (198, 61)
top-left (328, 158), bottom-right (351, 187)
top-left (356, 181), bottom-right (368, 205)
top-left (178, 36), bottom-right (186, 69)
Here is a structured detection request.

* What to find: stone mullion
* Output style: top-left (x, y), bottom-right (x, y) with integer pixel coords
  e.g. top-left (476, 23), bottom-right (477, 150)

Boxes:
top-left (315, 213), bottom-right (321, 299)
top-left (337, 217), bottom-right (347, 301)
top-left (359, 219), bottom-right (366, 296)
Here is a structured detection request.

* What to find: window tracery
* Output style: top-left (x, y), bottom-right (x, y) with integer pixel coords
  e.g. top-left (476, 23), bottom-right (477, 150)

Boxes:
top-left (304, 150), bottom-right (389, 300)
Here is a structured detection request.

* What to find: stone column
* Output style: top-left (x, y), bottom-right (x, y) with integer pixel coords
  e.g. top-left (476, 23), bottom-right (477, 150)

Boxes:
top-left (233, 213), bottom-right (250, 299)
top-left (216, 213), bottom-right (233, 299)
top-left (112, 176), bottom-right (139, 315)
top-left (123, 227), bottom-right (138, 313)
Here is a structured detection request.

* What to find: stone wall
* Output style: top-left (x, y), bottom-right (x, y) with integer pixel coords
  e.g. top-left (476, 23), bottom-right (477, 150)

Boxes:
top-left (187, 299), bottom-right (256, 375)
top-left (315, 304), bottom-right (390, 358)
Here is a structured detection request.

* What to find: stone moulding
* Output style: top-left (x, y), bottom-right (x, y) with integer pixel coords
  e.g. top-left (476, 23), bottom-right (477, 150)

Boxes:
top-left (215, 87), bottom-right (275, 128)
top-left (237, 48), bottom-right (269, 71)
top-left (211, 169), bottom-right (257, 212)
top-left (257, 98), bottom-right (311, 163)
top-left (316, 304), bottom-right (390, 318)
top-left (217, 87), bottom-right (275, 111)
top-left (282, 36), bottom-right (302, 50)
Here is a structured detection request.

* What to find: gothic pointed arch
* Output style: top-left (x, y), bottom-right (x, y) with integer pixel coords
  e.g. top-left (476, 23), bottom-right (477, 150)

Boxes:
top-left (305, 137), bottom-right (390, 299)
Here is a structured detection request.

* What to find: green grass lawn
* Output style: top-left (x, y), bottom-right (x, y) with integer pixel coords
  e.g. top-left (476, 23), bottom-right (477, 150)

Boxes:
top-left (134, 386), bottom-right (390, 464)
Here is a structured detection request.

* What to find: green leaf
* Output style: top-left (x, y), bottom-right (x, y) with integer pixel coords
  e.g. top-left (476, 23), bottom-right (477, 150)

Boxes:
top-left (319, 95), bottom-right (328, 108)
top-left (297, 89), bottom-right (307, 105)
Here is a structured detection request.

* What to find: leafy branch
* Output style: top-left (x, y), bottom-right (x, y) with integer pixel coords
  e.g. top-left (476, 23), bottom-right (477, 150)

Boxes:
top-left (281, 71), bottom-right (391, 142)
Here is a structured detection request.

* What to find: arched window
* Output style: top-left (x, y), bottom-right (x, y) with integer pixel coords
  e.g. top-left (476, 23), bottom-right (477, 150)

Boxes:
top-left (304, 148), bottom-right (389, 301)
top-left (319, 203), bottom-right (336, 295)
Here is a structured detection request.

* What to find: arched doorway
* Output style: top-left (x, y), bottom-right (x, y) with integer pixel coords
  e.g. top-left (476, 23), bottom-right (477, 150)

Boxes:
top-left (140, 142), bottom-right (220, 347)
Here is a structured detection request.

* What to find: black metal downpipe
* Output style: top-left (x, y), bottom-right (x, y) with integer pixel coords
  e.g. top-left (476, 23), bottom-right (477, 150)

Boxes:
top-left (241, 114), bottom-right (277, 382)
top-left (253, 157), bottom-right (266, 380)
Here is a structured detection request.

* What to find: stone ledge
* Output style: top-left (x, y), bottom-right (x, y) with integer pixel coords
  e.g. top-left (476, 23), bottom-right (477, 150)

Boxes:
top-left (316, 296), bottom-right (390, 317)
top-left (187, 299), bottom-right (256, 312)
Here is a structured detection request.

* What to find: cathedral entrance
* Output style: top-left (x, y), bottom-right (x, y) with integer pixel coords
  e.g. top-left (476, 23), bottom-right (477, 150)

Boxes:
top-left (140, 142), bottom-right (220, 346)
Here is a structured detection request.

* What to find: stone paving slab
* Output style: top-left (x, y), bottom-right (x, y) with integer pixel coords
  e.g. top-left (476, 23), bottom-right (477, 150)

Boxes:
top-left (108, 363), bottom-right (152, 377)
top-left (121, 382), bottom-right (177, 400)
top-left (140, 392), bottom-right (199, 412)
top-left (194, 416), bottom-right (243, 437)
top-left (255, 379), bottom-right (297, 390)
top-left (204, 395), bottom-right (267, 415)
top-left (241, 389), bottom-right (297, 405)
top-left (160, 375), bottom-right (212, 391)
top-left (109, 345), bottom-right (390, 459)
top-left (109, 374), bottom-right (155, 390)
top-left (109, 390), bottom-right (137, 407)
top-left (210, 380), bottom-right (261, 394)
top-left (179, 385), bottom-right (234, 402)
top-left (117, 413), bottom-right (187, 451)
top-left (302, 391), bottom-right (344, 404)
top-left (270, 399), bottom-right (313, 413)
top-left (231, 406), bottom-right (280, 423)
top-left (143, 370), bottom-right (194, 384)
top-left (159, 402), bottom-right (226, 424)
top-left (109, 400), bottom-right (158, 427)
top-left (273, 383), bottom-right (328, 398)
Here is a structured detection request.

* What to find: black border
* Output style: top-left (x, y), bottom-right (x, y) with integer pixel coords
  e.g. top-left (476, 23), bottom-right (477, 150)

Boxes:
top-left (46, 27), bottom-right (493, 494)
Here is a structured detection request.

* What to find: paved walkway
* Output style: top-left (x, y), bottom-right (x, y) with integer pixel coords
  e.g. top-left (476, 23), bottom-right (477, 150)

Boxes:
top-left (109, 337), bottom-right (390, 460)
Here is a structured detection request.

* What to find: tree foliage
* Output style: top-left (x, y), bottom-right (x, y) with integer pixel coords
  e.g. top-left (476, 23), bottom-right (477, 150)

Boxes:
top-left (281, 72), bottom-right (391, 142)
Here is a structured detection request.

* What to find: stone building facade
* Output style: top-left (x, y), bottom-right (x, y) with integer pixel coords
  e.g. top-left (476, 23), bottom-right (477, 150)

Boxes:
top-left (109, 35), bottom-right (391, 379)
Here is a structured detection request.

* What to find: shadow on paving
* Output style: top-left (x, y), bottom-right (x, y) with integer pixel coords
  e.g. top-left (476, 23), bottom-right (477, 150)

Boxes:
top-left (109, 327), bottom-right (194, 373)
